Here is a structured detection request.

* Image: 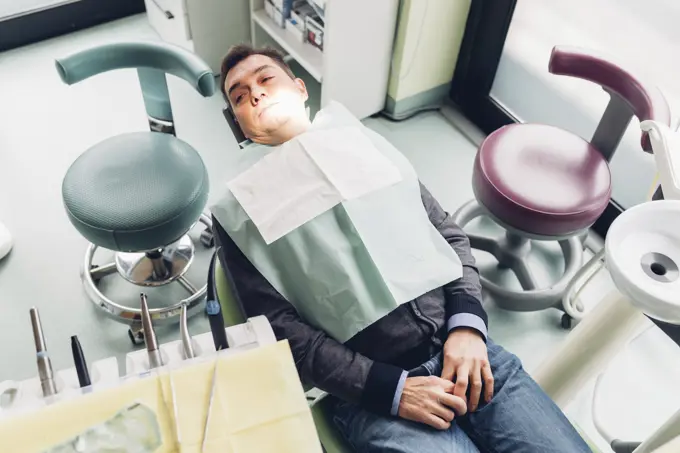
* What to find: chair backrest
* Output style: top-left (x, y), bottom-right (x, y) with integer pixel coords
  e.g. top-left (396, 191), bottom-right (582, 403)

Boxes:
top-left (210, 250), bottom-right (247, 327)
top-left (56, 41), bottom-right (216, 126)
top-left (209, 251), bottom-right (354, 453)
top-left (222, 107), bottom-right (251, 149)
top-left (549, 45), bottom-right (671, 158)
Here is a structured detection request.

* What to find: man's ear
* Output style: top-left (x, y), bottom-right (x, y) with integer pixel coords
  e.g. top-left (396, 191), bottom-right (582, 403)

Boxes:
top-left (294, 78), bottom-right (309, 102)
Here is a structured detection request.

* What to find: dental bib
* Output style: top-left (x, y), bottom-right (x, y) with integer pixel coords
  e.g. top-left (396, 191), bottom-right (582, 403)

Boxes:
top-left (212, 102), bottom-right (462, 343)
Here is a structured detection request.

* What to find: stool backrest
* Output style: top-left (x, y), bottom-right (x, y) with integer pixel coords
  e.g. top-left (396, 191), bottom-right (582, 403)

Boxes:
top-left (56, 41), bottom-right (215, 127)
top-left (549, 45), bottom-right (671, 158)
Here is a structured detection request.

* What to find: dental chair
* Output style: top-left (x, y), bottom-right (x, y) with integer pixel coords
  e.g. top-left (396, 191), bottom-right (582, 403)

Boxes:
top-left (453, 45), bottom-right (671, 327)
top-left (56, 41), bottom-right (216, 342)
top-left (211, 249), bottom-right (602, 452)
top-left (210, 251), bottom-right (353, 453)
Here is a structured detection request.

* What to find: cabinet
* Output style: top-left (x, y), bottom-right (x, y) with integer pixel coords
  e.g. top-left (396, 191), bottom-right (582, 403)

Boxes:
top-left (249, 0), bottom-right (399, 119)
top-left (144, 0), bottom-right (251, 74)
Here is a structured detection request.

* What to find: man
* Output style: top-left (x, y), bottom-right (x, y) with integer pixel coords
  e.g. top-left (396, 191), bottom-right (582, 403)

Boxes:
top-left (213, 44), bottom-right (590, 452)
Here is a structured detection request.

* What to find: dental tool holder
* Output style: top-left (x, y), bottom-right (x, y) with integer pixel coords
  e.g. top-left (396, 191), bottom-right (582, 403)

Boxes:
top-left (0, 358), bottom-right (119, 414)
top-left (125, 315), bottom-right (276, 374)
top-left (0, 316), bottom-right (276, 417)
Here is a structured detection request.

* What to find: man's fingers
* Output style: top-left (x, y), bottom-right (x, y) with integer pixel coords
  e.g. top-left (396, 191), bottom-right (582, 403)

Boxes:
top-left (441, 361), bottom-right (455, 382)
top-left (482, 362), bottom-right (494, 402)
top-left (429, 399), bottom-right (456, 423)
top-left (438, 392), bottom-right (468, 416)
top-left (468, 361), bottom-right (482, 412)
top-left (423, 413), bottom-right (451, 430)
top-left (453, 364), bottom-right (469, 400)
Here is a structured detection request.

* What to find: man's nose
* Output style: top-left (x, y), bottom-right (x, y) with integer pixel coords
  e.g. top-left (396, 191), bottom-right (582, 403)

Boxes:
top-left (252, 90), bottom-right (267, 105)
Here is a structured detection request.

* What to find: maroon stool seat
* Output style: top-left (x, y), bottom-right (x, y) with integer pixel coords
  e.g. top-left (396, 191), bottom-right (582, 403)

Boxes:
top-left (474, 123), bottom-right (612, 237)
top-left (452, 45), bottom-right (671, 328)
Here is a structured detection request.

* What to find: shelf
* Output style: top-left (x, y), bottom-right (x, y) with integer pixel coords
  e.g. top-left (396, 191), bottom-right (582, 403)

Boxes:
top-left (252, 9), bottom-right (323, 83)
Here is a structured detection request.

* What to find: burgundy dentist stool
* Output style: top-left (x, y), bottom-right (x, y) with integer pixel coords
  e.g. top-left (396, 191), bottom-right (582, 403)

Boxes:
top-left (452, 45), bottom-right (671, 327)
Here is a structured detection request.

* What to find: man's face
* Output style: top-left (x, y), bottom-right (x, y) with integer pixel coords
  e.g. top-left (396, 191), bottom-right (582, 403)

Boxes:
top-left (225, 54), bottom-right (308, 143)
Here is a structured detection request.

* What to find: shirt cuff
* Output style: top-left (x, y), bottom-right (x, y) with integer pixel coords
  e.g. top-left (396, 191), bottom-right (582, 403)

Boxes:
top-left (361, 362), bottom-right (407, 415)
top-left (390, 371), bottom-right (409, 416)
top-left (447, 313), bottom-right (488, 342)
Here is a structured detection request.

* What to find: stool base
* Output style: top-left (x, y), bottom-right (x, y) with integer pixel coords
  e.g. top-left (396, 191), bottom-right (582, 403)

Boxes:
top-left (81, 213), bottom-right (213, 340)
top-left (453, 199), bottom-right (584, 319)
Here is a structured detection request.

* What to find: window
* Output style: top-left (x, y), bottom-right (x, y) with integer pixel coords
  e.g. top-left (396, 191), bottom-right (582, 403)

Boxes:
top-left (1, 0), bottom-right (71, 20)
top-left (0, 0), bottom-right (145, 51)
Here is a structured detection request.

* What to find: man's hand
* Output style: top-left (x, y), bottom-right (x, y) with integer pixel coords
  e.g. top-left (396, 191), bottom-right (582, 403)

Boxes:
top-left (398, 376), bottom-right (467, 430)
top-left (441, 328), bottom-right (494, 412)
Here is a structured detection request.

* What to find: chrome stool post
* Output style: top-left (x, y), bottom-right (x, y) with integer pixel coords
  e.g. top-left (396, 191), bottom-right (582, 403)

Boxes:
top-left (82, 214), bottom-right (213, 344)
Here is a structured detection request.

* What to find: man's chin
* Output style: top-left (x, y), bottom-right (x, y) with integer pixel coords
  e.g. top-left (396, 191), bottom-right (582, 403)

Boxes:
top-left (261, 116), bottom-right (291, 134)
top-left (246, 120), bottom-right (290, 145)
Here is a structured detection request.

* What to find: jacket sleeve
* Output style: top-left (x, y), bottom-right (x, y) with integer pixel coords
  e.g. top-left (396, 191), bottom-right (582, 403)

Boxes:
top-left (213, 217), bottom-right (405, 415)
top-left (419, 183), bottom-right (489, 340)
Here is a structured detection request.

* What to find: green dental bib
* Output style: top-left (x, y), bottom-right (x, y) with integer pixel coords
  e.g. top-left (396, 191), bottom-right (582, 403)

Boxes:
top-left (212, 102), bottom-right (462, 343)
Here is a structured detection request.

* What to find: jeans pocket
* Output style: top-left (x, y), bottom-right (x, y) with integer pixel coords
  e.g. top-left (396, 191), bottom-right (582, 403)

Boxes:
top-left (408, 352), bottom-right (443, 377)
top-left (408, 364), bottom-right (430, 377)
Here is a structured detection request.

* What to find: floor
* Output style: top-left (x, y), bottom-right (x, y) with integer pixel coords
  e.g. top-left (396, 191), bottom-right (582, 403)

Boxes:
top-left (0, 14), bottom-right (679, 452)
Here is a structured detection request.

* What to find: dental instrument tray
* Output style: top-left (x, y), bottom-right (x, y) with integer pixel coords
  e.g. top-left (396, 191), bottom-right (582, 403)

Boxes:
top-left (0, 317), bottom-right (322, 453)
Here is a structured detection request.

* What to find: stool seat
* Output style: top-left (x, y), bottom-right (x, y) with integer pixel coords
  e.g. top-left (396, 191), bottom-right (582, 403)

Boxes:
top-left (63, 132), bottom-right (209, 252)
top-left (473, 123), bottom-right (611, 237)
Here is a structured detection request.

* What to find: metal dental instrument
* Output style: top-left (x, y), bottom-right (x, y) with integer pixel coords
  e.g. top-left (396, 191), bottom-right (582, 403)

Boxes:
top-left (29, 307), bottom-right (58, 397)
top-left (180, 303), bottom-right (195, 359)
top-left (140, 293), bottom-right (163, 369)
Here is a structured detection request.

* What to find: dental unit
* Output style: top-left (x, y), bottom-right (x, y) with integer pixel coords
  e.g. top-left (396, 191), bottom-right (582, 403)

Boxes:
top-left (535, 120), bottom-right (680, 453)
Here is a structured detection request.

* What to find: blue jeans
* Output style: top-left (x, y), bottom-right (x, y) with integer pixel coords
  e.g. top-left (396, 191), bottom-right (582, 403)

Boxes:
top-left (330, 341), bottom-right (591, 452)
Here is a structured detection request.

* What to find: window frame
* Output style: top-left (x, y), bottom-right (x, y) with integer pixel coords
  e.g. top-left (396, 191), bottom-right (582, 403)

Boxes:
top-left (0, 0), bottom-right (145, 52)
top-left (448, 0), bottom-right (680, 345)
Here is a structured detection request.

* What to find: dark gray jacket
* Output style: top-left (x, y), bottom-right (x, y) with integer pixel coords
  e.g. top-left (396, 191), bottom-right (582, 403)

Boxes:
top-left (213, 183), bottom-right (487, 416)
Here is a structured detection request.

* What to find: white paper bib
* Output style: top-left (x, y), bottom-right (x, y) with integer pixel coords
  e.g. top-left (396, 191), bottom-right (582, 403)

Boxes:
top-left (212, 102), bottom-right (462, 343)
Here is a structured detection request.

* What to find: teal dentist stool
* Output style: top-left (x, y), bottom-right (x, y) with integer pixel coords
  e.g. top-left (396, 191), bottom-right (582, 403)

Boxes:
top-left (56, 41), bottom-right (216, 343)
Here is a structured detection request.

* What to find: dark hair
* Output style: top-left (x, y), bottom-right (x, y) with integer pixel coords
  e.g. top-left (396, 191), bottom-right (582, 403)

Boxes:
top-left (219, 44), bottom-right (295, 104)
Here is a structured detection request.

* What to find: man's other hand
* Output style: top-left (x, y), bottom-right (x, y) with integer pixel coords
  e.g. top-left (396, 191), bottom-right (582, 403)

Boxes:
top-left (398, 376), bottom-right (467, 430)
top-left (441, 328), bottom-right (494, 412)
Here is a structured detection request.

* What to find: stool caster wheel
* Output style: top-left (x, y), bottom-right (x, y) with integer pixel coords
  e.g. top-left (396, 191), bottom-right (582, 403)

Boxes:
top-left (128, 322), bottom-right (144, 346)
top-left (561, 313), bottom-right (573, 330)
top-left (200, 228), bottom-right (214, 248)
